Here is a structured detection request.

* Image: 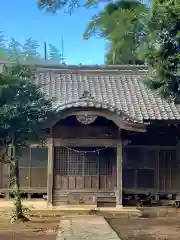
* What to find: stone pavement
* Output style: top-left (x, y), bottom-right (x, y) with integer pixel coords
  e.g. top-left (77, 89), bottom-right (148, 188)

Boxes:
top-left (56, 216), bottom-right (120, 240)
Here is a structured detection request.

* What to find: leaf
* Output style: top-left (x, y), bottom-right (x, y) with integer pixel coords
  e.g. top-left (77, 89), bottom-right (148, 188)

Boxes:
top-left (145, 0), bottom-right (180, 100)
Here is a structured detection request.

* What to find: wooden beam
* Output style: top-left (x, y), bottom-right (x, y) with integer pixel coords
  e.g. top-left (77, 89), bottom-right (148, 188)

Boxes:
top-left (29, 143), bottom-right (48, 148)
top-left (53, 138), bottom-right (119, 147)
top-left (47, 138), bottom-right (54, 207)
top-left (120, 121), bottom-right (147, 132)
top-left (125, 145), bottom-right (176, 150)
top-left (29, 143), bottom-right (177, 150)
top-left (116, 142), bottom-right (123, 208)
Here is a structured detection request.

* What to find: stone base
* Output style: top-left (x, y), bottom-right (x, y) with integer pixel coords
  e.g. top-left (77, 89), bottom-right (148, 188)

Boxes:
top-left (116, 204), bottom-right (123, 209)
top-left (47, 203), bottom-right (53, 208)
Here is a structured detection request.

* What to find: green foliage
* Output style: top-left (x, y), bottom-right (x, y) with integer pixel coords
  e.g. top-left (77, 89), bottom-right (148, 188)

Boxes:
top-left (84, 0), bottom-right (149, 64)
top-left (0, 64), bottom-right (55, 222)
top-left (38, 0), bottom-right (64, 13)
top-left (0, 64), bottom-right (54, 146)
top-left (48, 44), bottom-right (61, 63)
top-left (0, 31), bottom-right (6, 50)
top-left (22, 38), bottom-right (41, 63)
top-left (0, 38), bottom-right (56, 220)
top-left (7, 38), bottom-right (22, 62)
top-left (7, 38), bottom-right (42, 64)
top-left (145, 0), bottom-right (180, 101)
top-left (38, 0), bottom-right (81, 13)
top-left (0, 34), bottom-right (64, 65)
top-left (0, 32), bottom-right (7, 60)
top-left (37, 0), bottom-right (150, 64)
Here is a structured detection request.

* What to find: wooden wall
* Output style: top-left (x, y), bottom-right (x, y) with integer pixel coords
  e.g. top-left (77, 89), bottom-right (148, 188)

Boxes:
top-left (0, 117), bottom-right (180, 197)
top-left (122, 146), bottom-right (178, 193)
top-left (18, 147), bottom-right (48, 191)
top-left (0, 145), bottom-right (179, 195)
top-left (53, 146), bottom-right (180, 194)
top-left (52, 119), bottom-right (180, 194)
top-left (52, 126), bottom-right (118, 139)
top-left (0, 147), bottom-right (48, 194)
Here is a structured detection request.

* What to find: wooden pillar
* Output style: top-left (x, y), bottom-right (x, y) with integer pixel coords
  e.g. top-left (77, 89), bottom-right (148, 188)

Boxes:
top-left (116, 142), bottom-right (123, 208)
top-left (47, 138), bottom-right (54, 207)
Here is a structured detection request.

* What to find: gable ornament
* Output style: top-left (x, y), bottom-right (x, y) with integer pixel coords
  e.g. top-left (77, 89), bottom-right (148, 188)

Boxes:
top-left (76, 114), bottom-right (97, 125)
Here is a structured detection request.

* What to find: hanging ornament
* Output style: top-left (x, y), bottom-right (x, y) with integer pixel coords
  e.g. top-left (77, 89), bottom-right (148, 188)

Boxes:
top-left (63, 145), bottom-right (112, 153)
top-left (76, 115), bottom-right (97, 125)
top-left (104, 142), bottom-right (112, 148)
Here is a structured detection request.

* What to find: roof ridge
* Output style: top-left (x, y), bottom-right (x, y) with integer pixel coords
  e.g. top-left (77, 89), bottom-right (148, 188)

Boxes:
top-left (38, 64), bottom-right (148, 72)
top-left (0, 61), bottom-right (148, 71)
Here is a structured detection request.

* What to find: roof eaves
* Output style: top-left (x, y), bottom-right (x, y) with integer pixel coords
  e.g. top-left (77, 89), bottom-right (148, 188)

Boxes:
top-left (54, 98), bottom-right (143, 124)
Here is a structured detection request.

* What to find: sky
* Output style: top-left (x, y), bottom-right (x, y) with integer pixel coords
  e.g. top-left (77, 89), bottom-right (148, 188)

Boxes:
top-left (0, 0), bottom-right (107, 65)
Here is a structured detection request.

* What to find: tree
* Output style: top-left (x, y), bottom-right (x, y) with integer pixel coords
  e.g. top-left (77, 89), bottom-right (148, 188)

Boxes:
top-left (0, 32), bottom-right (6, 49)
top-left (0, 63), bottom-right (54, 222)
top-left (0, 32), bottom-right (7, 60)
top-left (37, 0), bottom-right (150, 65)
top-left (48, 44), bottom-right (61, 64)
top-left (6, 38), bottom-right (42, 64)
top-left (7, 38), bottom-right (23, 62)
top-left (0, 33), bottom-right (65, 64)
top-left (84, 0), bottom-right (149, 64)
top-left (22, 38), bottom-right (41, 63)
top-left (144, 0), bottom-right (180, 102)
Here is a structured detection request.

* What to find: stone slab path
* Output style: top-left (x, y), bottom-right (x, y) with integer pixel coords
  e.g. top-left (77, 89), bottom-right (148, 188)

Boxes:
top-left (56, 216), bottom-right (120, 240)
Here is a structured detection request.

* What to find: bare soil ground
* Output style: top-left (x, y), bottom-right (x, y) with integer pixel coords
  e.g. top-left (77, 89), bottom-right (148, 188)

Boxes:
top-left (106, 217), bottom-right (180, 240)
top-left (0, 216), bottom-right (60, 240)
top-left (1, 204), bottom-right (180, 240)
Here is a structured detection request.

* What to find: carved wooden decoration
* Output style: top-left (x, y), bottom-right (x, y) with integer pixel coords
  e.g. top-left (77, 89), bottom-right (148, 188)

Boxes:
top-left (76, 115), bottom-right (97, 125)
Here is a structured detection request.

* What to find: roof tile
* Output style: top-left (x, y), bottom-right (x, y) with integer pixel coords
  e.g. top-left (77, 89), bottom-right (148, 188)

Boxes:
top-left (35, 67), bottom-right (180, 123)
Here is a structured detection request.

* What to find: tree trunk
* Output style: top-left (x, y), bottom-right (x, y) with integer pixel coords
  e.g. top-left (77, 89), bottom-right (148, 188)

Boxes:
top-left (11, 145), bottom-right (28, 222)
top-left (13, 151), bottom-right (23, 219)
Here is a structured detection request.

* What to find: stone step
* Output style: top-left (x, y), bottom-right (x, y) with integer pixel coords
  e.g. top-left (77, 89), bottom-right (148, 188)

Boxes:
top-left (53, 201), bottom-right (68, 206)
top-left (53, 196), bottom-right (68, 201)
top-left (97, 196), bottom-right (116, 203)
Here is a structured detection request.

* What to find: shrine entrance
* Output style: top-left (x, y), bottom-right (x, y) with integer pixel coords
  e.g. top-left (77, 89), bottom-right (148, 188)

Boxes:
top-left (50, 112), bottom-right (121, 205)
top-left (53, 146), bottom-right (116, 190)
top-left (46, 108), bottom-right (146, 206)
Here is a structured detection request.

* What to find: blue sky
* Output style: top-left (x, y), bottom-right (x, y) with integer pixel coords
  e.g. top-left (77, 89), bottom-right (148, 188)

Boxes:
top-left (0, 0), bottom-right (106, 65)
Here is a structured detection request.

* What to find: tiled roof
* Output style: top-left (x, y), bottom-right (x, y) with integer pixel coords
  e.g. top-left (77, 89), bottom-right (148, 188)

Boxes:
top-left (33, 65), bottom-right (180, 123)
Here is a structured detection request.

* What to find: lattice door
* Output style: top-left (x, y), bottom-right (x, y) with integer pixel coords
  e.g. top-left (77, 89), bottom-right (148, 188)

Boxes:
top-left (54, 147), bottom-right (114, 189)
